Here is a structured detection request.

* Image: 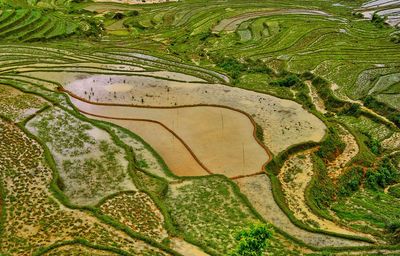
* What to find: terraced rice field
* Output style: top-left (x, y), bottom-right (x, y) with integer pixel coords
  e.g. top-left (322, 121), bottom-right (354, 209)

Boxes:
top-left (357, 0), bottom-right (400, 27)
top-left (54, 73), bottom-right (325, 154)
top-left (26, 107), bottom-right (136, 206)
top-left (68, 97), bottom-right (270, 178)
top-left (0, 84), bottom-right (48, 121)
top-left (0, 119), bottom-right (172, 255)
top-left (0, 0), bottom-right (400, 255)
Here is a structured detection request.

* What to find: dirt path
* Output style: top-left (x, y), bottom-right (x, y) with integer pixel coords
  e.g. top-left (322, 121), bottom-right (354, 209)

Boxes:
top-left (305, 80), bottom-right (327, 114)
top-left (327, 125), bottom-right (359, 180)
top-left (382, 132), bottom-right (400, 150)
top-left (331, 83), bottom-right (397, 127)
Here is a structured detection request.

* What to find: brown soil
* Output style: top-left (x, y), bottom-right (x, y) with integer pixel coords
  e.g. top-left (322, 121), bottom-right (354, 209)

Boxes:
top-left (327, 125), bottom-right (359, 180)
top-left (170, 238), bottom-right (209, 256)
top-left (305, 80), bottom-right (327, 114)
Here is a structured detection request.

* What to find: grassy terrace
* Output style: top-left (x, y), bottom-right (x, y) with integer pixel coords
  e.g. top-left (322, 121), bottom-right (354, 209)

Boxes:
top-left (0, 0), bottom-right (399, 255)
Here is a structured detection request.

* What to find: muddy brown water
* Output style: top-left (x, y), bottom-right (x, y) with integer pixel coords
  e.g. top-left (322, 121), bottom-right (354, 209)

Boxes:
top-left (70, 97), bottom-right (270, 178)
top-left (58, 73), bottom-right (326, 154)
top-left (93, 116), bottom-right (210, 177)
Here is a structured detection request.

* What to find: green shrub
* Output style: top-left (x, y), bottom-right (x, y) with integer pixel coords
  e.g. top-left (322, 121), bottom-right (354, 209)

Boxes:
top-left (363, 132), bottom-right (381, 155)
top-left (390, 33), bottom-right (400, 44)
top-left (255, 123), bottom-right (264, 142)
top-left (300, 71), bottom-right (315, 80)
top-left (270, 74), bottom-right (301, 87)
top-left (340, 103), bottom-right (362, 117)
top-left (213, 56), bottom-right (272, 81)
top-left (337, 167), bottom-right (363, 197)
top-left (352, 12), bottom-right (364, 18)
top-left (311, 76), bottom-right (349, 111)
top-left (371, 13), bottom-right (386, 28)
top-left (126, 10), bottom-right (139, 17)
top-left (230, 223), bottom-right (273, 256)
top-left (215, 57), bottom-right (246, 79)
top-left (316, 127), bottom-right (346, 162)
top-left (308, 155), bottom-right (335, 211)
top-left (365, 159), bottom-right (399, 190)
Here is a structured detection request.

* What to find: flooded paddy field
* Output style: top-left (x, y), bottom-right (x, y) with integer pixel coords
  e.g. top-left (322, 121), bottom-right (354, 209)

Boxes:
top-left (69, 96), bottom-right (270, 178)
top-left (46, 73), bottom-right (328, 155)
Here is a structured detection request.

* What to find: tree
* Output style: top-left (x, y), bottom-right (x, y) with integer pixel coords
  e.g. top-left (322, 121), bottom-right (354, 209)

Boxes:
top-left (230, 223), bottom-right (273, 256)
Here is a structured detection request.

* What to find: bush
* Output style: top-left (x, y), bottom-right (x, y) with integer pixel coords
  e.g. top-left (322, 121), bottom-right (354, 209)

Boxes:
top-left (371, 13), bottom-right (386, 28)
top-left (112, 12), bottom-right (125, 20)
top-left (365, 159), bottom-right (399, 190)
top-left (270, 74), bottom-right (301, 87)
top-left (244, 59), bottom-right (273, 75)
top-left (337, 167), bottom-right (363, 197)
top-left (230, 223), bottom-right (273, 256)
top-left (316, 127), bottom-right (346, 162)
top-left (255, 123), bottom-right (264, 142)
top-left (311, 76), bottom-right (349, 111)
top-left (78, 17), bottom-right (104, 37)
top-left (301, 71), bottom-right (315, 80)
top-left (215, 57), bottom-right (246, 79)
top-left (352, 12), bottom-right (364, 18)
top-left (296, 89), bottom-right (314, 110)
top-left (340, 103), bottom-right (362, 117)
top-left (214, 57), bottom-right (272, 80)
top-left (123, 18), bottom-right (145, 29)
top-left (308, 155), bottom-right (335, 210)
top-left (388, 184), bottom-right (400, 198)
top-left (390, 34), bottom-right (400, 44)
top-left (363, 132), bottom-right (381, 155)
top-left (126, 10), bottom-right (139, 17)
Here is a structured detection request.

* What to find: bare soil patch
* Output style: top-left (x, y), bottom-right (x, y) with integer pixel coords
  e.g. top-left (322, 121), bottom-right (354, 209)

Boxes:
top-left (170, 238), bottom-right (209, 256)
top-left (327, 125), bottom-right (359, 180)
